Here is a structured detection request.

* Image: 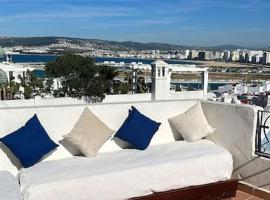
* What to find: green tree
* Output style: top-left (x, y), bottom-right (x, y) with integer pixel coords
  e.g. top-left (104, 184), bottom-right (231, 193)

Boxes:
top-left (45, 53), bottom-right (117, 102)
top-left (137, 77), bottom-right (148, 93)
top-left (1, 81), bottom-right (20, 100)
top-left (112, 81), bottom-right (129, 94)
top-left (6, 81), bottom-right (20, 99)
top-left (43, 78), bottom-right (54, 94)
top-left (19, 70), bottom-right (44, 99)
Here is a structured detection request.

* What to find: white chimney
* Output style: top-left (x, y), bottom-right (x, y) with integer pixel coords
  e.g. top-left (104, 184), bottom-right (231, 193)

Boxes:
top-left (151, 60), bottom-right (171, 101)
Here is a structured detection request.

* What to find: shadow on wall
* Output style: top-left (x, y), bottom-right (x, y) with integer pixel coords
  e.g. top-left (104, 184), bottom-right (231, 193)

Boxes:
top-left (234, 156), bottom-right (270, 189)
top-left (0, 143), bottom-right (21, 170)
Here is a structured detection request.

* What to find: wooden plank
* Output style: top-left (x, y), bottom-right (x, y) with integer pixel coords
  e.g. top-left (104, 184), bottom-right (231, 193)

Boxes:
top-left (131, 179), bottom-right (238, 200)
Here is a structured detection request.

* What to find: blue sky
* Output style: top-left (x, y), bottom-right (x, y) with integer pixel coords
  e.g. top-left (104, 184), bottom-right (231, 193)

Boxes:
top-left (0, 0), bottom-right (270, 47)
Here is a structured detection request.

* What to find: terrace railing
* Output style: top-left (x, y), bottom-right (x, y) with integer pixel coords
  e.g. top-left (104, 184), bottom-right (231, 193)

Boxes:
top-left (256, 110), bottom-right (270, 158)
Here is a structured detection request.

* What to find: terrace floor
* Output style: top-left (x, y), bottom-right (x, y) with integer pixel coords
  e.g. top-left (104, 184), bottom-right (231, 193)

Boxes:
top-left (227, 190), bottom-right (264, 200)
top-left (226, 183), bottom-right (269, 200)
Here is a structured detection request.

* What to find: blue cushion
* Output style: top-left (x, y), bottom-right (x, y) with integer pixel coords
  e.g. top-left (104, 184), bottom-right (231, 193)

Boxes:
top-left (0, 114), bottom-right (58, 168)
top-left (114, 106), bottom-right (161, 150)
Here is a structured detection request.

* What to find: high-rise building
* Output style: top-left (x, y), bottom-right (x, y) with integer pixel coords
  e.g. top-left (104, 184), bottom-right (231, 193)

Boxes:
top-left (184, 50), bottom-right (190, 59)
top-left (245, 52), bottom-right (251, 62)
top-left (223, 51), bottom-right (231, 61)
top-left (198, 51), bottom-right (211, 61)
top-left (263, 52), bottom-right (270, 64)
top-left (188, 50), bottom-right (198, 60)
top-left (239, 52), bottom-right (245, 62)
top-left (251, 56), bottom-right (257, 64)
top-left (214, 51), bottom-right (222, 60)
top-left (198, 51), bottom-right (206, 61)
top-left (231, 51), bottom-right (240, 62)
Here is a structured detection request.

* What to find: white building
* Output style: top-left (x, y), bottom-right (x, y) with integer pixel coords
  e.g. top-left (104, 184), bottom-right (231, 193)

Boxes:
top-left (231, 51), bottom-right (240, 62)
top-left (218, 85), bottom-right (233, 94)
top-left (263, 52), bottom-right (270, 64)
top-left (263, 81), bottom-right (270, 92)
top-left (234, 84), bottom-right (248, 95)
top-left (247, 85), bottom-right (263, 94)
top-left (0, 60), bottom-right (34, 83)
top-left (219, 83), bottom-right (268, 96)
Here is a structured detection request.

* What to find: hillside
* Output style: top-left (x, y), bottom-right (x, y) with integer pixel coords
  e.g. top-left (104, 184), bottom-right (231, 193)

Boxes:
top-left (0, 36), bottom-right (259, 51)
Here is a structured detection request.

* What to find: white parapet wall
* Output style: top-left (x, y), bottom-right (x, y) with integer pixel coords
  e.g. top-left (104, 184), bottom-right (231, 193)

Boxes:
top-left (0, 91), bottom-right (204, 107)
top-left (103, 93), bottom-right (151, 103)
top-left (169, 90), bottom-right (204, 100)
top-left (103, 91), bottom-right (204, 103)
top-left (0, 97), bottom-right (85, 108)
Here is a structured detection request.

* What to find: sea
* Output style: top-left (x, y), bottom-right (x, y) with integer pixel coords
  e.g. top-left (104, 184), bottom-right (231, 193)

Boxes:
top-left (10, 54), bottom-right (197, 65)
top-left (10, 54), bottom-right (227, 90)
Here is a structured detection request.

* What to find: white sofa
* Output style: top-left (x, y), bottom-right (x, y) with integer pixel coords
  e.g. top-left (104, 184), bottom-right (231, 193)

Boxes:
top-left (0, 171), bottom-right (22, 200)
top-left (0, 100), bottom-right (267, 199)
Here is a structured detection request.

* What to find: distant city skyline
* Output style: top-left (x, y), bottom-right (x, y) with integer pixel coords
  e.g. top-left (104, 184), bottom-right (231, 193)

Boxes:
top-left (0, 0), bottom-right (270, 48)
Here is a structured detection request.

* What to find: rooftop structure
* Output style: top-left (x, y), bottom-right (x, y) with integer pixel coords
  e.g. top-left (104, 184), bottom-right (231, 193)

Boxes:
top-left (151, 60), bottom-right (208, 101)
top-left (0, 56), bottom-right (34, 83)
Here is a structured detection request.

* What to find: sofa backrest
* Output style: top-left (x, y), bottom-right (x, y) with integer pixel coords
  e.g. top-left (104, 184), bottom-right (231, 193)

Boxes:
top-left (0, 100), bottom-right (198, 174)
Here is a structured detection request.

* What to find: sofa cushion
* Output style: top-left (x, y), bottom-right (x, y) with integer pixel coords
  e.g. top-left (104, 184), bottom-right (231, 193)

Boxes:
top-left (0, 171), bottom-right (21, 200)
top-left (168, 102), bottom-right (215, 142)
top-left (114, 106), bottom-right (161, 150)
top-left (18, 140), bottom-right (233, 200)
top-left (64, 107), bottom-right (114, 157)
top-left (0, 114), bottom-right (58, 168)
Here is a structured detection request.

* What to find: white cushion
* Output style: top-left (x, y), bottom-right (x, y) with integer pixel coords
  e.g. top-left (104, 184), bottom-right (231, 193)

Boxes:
top-left (64, 107), bottom-right (114, 157)
top-left (168, 102), bottom-right (215, 142)
top-left (0, 171), bottom-right (21, 200)
top-left (18, 140), bottom-right (232, 200)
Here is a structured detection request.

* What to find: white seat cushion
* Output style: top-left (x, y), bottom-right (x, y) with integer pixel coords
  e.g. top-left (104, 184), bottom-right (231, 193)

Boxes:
top-left (19, 140), bottom-right (233, 200)
top-left (0, 171), bottom-right (21, 200)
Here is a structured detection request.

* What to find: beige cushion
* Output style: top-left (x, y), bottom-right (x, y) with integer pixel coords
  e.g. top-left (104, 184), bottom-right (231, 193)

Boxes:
top-left (168, 102), bottom-right (215, 142)
top-left (64, 107), bottom-right (114, 157)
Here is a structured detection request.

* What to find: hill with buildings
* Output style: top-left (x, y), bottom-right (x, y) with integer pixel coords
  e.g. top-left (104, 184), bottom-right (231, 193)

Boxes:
top-left (0, 36), bottom-right (256, 51)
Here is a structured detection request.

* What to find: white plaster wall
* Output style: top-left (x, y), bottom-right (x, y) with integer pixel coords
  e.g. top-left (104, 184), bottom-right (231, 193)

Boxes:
top-left (152, 78), bottom-right (170, 100)
top-left (103, 94), bottom-right (151, 103)
top-left (170, 90), bottom-right (204, 100)
top-left (0, 91), bottom-right (204, 107)
top-left (104, 91), bottom-right (204, 103)
top-left (0, 97), bottom-right (85, 108)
